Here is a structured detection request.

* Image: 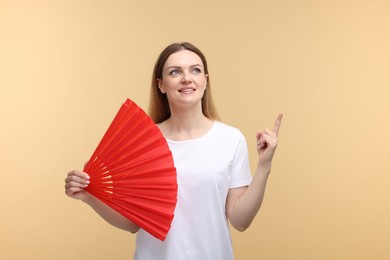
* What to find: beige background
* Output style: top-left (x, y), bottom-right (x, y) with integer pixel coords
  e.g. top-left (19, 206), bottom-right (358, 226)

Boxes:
top-left (1, 0), bottom-right (389, 259)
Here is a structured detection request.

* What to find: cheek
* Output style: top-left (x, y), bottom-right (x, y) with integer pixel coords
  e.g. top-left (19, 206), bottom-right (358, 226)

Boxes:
top-left (160, 79), bottom-right (178, 92)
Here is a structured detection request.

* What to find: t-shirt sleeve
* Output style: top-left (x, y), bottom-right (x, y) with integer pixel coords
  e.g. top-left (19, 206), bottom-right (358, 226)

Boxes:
top-left (229, 132), bottom-right (253, 188)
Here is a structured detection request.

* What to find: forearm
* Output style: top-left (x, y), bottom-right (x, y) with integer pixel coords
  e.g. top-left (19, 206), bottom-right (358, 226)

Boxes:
top-left (229, 113), bottom-right (282, 231)
top-left (82, 192), bottom-right (140, 233)
top-left (229, 162), bottom-right (271, 231)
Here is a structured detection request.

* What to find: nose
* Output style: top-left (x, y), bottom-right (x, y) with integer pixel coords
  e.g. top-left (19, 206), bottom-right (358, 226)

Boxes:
top-left (181, 70), bottom-right (192, 83)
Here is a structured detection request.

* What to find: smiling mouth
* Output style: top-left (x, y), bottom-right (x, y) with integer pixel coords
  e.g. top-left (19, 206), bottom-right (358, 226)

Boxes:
top-left (178, 87), bottom-right (196, 93)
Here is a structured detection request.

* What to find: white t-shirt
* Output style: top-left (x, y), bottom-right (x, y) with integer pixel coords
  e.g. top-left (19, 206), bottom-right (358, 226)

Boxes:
top-left (134, 121), bottom-right (252, 260)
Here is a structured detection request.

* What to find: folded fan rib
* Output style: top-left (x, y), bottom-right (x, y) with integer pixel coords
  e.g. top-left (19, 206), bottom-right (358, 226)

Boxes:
top-left (83, 98), bottom-right (177, 241)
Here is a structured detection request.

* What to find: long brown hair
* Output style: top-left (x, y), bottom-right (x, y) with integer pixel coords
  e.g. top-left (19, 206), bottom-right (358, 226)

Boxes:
top-left (148, 42), bottom-right (220, 124)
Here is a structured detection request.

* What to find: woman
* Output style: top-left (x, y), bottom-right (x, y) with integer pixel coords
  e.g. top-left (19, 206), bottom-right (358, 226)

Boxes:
top-left (65, 42), bottom-right (283, 259)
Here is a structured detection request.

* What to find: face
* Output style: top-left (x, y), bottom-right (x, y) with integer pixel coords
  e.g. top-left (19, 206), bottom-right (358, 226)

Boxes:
top-left (158, 50), bottom-right (207, 108)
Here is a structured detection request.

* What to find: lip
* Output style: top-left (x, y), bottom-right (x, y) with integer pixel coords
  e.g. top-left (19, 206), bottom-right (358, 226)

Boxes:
top-left (178, 87), bottom-right (196, 93)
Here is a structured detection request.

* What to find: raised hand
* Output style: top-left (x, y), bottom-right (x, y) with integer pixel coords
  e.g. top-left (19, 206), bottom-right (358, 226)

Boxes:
top-left (256, 113), bottom-right (283, 166)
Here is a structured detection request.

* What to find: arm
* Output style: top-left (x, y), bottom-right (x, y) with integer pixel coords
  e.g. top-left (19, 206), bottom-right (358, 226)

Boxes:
top-left (226, 113), bottom-right (283, 231)
top-left (65, 170), bottom-right (140, 233)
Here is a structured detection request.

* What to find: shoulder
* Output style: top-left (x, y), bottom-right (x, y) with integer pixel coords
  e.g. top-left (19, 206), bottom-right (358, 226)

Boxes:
top-left (213, 121), bottom-right (246, 140)
top-left (156, 119), bottom-right (170, 137)
top-left (214, 121), bottom-right (242, 134)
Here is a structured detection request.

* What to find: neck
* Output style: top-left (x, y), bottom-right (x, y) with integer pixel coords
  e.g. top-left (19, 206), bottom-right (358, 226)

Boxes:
top-left (170, 112), bottom-right (207, 131)
top-left (160, 105), bottom-right (214, 140)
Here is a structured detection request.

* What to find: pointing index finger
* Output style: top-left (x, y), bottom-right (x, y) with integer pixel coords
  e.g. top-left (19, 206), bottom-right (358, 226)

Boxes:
top-left (273, 113), bottom-right (283, 136)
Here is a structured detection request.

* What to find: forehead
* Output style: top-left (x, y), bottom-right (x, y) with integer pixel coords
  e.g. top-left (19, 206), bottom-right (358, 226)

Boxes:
top-left (164, 50), bottom-right (203, 68)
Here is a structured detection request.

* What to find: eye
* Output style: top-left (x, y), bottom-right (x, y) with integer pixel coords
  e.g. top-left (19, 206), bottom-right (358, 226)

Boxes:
top-left (169, 69), bottom-right (180, 76)
top-left (192, 67), bottom-right (202, 74)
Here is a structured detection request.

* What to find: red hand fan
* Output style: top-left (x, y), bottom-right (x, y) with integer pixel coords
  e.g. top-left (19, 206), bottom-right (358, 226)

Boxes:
top-left (83, 98), bottom-right (177, 241)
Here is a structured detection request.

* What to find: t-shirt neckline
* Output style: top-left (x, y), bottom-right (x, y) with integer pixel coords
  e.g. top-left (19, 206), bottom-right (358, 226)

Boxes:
top-left (165, 121), bottom-right (218, 144)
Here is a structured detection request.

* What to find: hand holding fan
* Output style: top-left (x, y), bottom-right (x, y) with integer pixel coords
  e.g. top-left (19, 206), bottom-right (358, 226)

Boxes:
top-left (83, 98), bottom-right (177, 241)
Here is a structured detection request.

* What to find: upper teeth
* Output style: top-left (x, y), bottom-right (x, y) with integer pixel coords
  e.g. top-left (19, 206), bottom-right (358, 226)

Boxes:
top-left (180, 88), bottom-right (194, 92)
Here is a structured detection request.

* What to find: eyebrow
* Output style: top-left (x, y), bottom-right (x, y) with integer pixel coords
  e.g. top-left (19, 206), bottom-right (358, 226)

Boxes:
top-left (166, 64), bottom-right (203, 70)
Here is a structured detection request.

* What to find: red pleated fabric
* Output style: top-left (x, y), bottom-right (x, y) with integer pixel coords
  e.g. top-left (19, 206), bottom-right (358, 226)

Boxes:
top-left (84, 98), bottom-right (177, 241)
